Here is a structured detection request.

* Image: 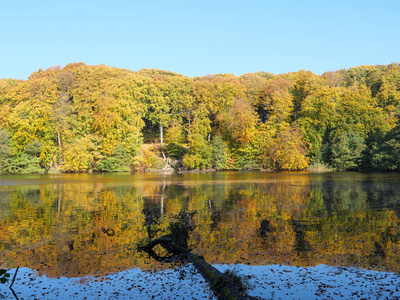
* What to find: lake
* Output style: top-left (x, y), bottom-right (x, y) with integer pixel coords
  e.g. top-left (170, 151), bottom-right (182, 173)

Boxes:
top-left (1, 171), bottom-right (400, 279)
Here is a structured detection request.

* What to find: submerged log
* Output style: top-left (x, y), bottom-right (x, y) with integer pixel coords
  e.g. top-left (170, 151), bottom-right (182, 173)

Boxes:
top-left (139, 235), bottom-right (257, 300)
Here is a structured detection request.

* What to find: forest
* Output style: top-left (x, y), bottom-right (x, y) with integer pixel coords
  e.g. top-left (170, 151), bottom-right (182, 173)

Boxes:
top-left (0, 62), bottom-right (400, 173)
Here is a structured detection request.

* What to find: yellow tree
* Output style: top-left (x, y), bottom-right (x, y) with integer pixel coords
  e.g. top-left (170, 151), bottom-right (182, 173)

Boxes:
top-left (58, 64), bottom-right (148, 170)
top-left (3, 76), bottom-right (59, 168)
top-left (191, 74), bottom-right (245, 140)
top-left (261, 125), bottom-right (310, 170)
top-left (138, 69), bottom-right (192, 148)
top-left (113, 75), bottom-right (148, 155)
top-left (260, 77), bottom-right (294, 133)
top-left (337, 85), bottom-right (387, 137)
top-left (291, 70), bottom-right (326, 119)
top-left (376, 64), bottom-right (400, 128)
top-left (220, 98), bottom-right (260, 169)
top-left (239, 73), bottom-right (268, 106)
top-left (164, 119), bottom-right (187, 158)
top-left (62, 135), bottom-right (100, 172)
top-left (296, 86), bottom-right (341, 159)
top-left (52, 70), bottom-right (76, 163)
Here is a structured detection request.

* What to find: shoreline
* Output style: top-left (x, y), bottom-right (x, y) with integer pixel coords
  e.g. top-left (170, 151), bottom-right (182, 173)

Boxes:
top-left (1, 264), bottom-right (399, 299)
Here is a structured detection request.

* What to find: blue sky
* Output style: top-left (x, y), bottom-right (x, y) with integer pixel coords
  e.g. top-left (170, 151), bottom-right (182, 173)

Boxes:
top-left (1, 0), bottom-right (399, 79)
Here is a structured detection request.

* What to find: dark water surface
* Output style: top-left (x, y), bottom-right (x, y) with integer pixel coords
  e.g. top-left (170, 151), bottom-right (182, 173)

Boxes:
top-left (1, 171), bottom-right (399, 278)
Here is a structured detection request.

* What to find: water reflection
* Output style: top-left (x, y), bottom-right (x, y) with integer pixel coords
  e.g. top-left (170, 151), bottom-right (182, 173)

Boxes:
top-left (0, 172), bottom-right (399, 278)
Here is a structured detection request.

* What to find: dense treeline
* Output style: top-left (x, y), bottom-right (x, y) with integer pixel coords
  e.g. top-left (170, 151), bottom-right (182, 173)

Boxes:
top-left (1, 62), bottom-right (400, 173)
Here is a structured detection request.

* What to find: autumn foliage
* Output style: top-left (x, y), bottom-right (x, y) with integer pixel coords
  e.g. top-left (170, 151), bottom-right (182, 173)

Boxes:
top-left (1, 63), bottom-right (400, 173)
top-left (1, 173), bottom-right (399, 277)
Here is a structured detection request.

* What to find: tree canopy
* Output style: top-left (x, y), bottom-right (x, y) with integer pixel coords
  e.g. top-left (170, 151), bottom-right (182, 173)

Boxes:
top-left (1, 63), bottom-right (400, 173)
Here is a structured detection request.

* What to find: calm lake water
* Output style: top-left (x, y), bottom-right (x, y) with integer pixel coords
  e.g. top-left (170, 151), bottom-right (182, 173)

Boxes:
top-left (1, 171), bottom-right (399, 278)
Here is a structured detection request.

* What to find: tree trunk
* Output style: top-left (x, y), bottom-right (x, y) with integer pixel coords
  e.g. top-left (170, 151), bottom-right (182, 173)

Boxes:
top-left (138, 236), bottom-right (256, 300)
top-left (160, 124), bottom-right (167, 160)
top-left (160, 124), bottom-right (164, 146)
top-left (57, 131), bottom-right (62, 163)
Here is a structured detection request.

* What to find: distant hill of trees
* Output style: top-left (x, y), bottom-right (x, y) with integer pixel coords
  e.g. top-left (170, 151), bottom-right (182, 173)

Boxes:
top-left (1, 62), bottom-right (400, 173)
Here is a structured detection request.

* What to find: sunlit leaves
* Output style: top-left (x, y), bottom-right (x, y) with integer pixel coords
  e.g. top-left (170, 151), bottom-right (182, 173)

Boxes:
top-left (0, 128), bottom-right (10, 158)
top-left (191, 74), bottom-right (246, 136)
top-left (292, 70), bottom-right (327, 118)
top-left (296, 86), bottom-right (340, 159)
top-left (62, 135), bottom-right (100, 172)
top-left (164, 120), bottom-right (187, 159)
top-left (261, 77), bottom-right (294, 128)
top-left (182, 103), bottom-right (212, 170)
top-left (239, 73), bottom-right (267, 105)
top-left (222, 98), bottom-right (258, 145)
top-left (1, 63), bottom-right (400, 172)
top-left (141, 71), bottom-right (193, 145)
top-left (262, 125), bottom-right (310, 170)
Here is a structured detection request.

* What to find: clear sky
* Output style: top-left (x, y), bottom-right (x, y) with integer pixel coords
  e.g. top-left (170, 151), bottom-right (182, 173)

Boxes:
top-left (1, 0), bottom-right (399, 79)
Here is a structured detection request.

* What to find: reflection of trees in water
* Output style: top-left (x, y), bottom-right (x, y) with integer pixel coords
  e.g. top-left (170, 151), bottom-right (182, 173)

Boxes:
top-left (367, 241), bottom-right (387, 268)
top-left (210, 210), bottom-right (221, 231)
top-left (321, 178), bottom-right (335, 217)
top-left (259, 219), bottom-right (272, 237)
top-left (0, 184), bottom-right (148, 277)
top-left (319, 177), bottom-right (370, 216)
top-left (373, 241), bottom-right (385, 258)
top-left (142, 202), bottom-right (161, 239)
top-left (1, 173), bottom-right (400, 277)
top-left (207, 185), bottom-right (227, 231)
top-left (317, 174), bottom-right (400, 218)
top-left (361, 176), bottom-right (400, 218)
top-left (257, 218), bottom-right (276, 249)
top-left (291, 219), bottom-right (313, 256)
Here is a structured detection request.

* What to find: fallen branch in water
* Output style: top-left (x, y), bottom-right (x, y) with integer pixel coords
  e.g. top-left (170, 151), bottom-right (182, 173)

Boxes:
top-left (139, 236), bottom-right (256, 300)
top-left (138, 210), bottom-right (257, 300)
top-left (9, 266), bottom-right (19, 289)
top-left (9, 266), bottom-right (19, 300)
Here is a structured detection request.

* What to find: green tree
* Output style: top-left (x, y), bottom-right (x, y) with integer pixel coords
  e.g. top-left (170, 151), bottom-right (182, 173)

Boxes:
top-left (211, 135), bottom-right (228, 170)
top-left (330, 130), bottom-right (366, 170)
top-left (372, 124), bottom-right (400, 170)
top-left (0, 128), bottom-right (10, 157)
top-left (2, 141), bottom-right (45, 174)
top-left (164, 120), bottom-right (187, 159)
top-left (95, 143), bottom-right (132, 172)
top-left (182, 104), bottom-right (212, 170)
top-left (296, 86), bottom-right (340, 160)
top-left (0, 128), bottom-right (10, 172)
